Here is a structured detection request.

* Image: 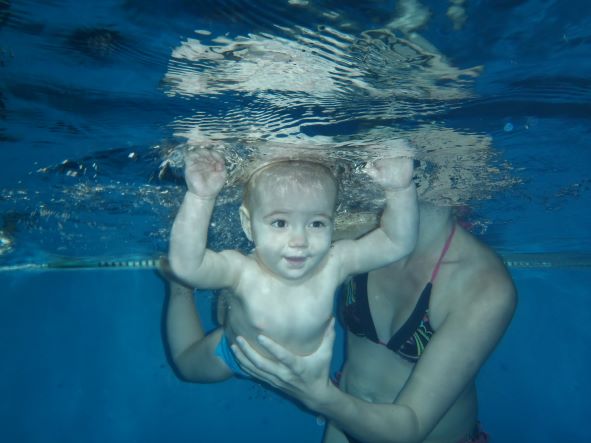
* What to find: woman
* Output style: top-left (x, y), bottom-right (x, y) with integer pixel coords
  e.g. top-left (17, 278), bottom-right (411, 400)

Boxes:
top-left (232, 202), bottom-right (517, 443)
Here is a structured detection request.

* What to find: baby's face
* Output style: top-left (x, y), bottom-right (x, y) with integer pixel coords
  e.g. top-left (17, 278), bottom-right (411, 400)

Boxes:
top-left (247, 181), bottom-right (335, 281)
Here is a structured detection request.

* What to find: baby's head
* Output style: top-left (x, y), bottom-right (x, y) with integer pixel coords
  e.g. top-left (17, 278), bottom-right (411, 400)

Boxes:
top-left (239, 160), bottom-right (338, 280)
top-left (242, 160), bottom-right (338, 214)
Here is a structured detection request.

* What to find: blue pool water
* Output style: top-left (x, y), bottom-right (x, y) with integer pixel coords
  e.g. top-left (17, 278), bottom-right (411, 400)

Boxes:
top-left (1, 0), bottom-right (590, 442)
top-left (1, 268), bottom-right (589, 442)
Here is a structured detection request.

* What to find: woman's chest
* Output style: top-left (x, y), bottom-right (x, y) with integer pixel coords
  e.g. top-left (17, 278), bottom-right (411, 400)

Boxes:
top-left (366, 271), bottom-right (449, 339)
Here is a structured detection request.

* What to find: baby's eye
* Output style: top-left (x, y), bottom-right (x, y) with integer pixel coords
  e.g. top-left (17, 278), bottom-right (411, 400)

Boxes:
top-left (310, 220), bottom-right (327, 229)
top-left (271, 219), bottom-right (287, 228)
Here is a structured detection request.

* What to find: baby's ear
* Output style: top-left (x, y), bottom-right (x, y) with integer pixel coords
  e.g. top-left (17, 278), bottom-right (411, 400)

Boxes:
top-left (239, 205), bottom-right (253, 241)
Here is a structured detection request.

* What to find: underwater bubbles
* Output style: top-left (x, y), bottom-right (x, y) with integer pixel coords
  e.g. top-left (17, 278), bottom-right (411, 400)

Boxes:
top-left (0, 231), bottom-right (13, 256)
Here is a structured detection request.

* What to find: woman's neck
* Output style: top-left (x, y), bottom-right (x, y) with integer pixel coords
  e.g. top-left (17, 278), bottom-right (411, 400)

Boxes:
top-left (413, 202), bottom-right (454, 258)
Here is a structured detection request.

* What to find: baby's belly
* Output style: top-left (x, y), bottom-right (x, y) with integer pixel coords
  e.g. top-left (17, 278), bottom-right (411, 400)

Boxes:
top-left (224, 302), bottom-right (328, 358)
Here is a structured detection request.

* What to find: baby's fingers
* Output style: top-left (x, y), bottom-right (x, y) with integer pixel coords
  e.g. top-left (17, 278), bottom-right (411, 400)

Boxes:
top-left (185, 147), bottom-right (223, 164)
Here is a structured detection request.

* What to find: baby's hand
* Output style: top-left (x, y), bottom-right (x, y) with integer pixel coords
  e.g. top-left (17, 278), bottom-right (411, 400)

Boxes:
top-left (184, 149), bottom-right (227, 198)
top-left (365, 157), bottom-right (414, 191)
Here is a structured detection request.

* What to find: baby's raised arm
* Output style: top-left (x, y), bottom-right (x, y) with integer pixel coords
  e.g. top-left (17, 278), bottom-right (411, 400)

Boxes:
top-left (335, 156), bottom-right (418, 278)
top-left (169, 149), bottom-right (240, 289)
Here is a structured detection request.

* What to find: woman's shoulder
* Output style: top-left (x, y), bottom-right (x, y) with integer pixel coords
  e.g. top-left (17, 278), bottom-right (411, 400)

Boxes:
top-left (451, 228), bottom-right (517, 316)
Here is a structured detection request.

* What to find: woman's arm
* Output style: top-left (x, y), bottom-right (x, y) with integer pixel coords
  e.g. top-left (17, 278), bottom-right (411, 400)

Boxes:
top-left (161, 259), bottom-right (233, 382)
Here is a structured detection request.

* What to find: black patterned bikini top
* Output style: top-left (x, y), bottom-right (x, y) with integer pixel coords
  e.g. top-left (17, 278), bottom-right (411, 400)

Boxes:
top-left (341, 224), bottom-right (456, 363)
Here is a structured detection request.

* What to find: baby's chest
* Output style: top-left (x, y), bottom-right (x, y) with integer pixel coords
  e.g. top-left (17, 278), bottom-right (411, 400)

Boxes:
top-left (241, 284), bottom-right (333, 338)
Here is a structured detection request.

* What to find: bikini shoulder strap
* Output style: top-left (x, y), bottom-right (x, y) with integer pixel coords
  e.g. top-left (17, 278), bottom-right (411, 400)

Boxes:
top-left (430, 223), bottom-right (456, 283)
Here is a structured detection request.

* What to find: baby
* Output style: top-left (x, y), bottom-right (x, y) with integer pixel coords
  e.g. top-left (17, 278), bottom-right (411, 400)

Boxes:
top-left (168, 148), bottom-right (418, 379)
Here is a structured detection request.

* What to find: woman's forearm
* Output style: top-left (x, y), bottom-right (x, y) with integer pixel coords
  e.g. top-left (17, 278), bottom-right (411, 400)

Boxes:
top-left (165, 281), bottom-right (204, 362)
top-left (314, 384), bottom-right (420, 443)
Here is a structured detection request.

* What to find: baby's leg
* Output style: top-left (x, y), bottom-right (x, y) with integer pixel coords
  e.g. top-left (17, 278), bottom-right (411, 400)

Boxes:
top-left (165, 280), bottom-right (234, 382)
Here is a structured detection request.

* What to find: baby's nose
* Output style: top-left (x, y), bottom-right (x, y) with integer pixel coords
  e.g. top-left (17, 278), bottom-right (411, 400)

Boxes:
top-left (288, 228), bottom-right (308, 248)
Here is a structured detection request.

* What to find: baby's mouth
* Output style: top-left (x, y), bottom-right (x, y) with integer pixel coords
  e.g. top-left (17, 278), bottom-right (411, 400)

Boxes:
top-left (284, 256), bottom-right (307, 267)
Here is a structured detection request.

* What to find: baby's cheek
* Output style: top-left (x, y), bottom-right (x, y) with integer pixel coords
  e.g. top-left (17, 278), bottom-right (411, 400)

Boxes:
top-left (314, 235), bottom-right (333, 254)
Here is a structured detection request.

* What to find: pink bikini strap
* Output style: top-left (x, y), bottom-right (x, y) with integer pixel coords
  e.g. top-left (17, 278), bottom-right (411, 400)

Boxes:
top-left (430, 223), bottom-right (457, 283)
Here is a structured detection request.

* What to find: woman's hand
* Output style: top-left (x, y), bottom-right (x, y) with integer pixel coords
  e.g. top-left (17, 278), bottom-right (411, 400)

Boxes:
top-left (232, 318), bottom-right (337, 410)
